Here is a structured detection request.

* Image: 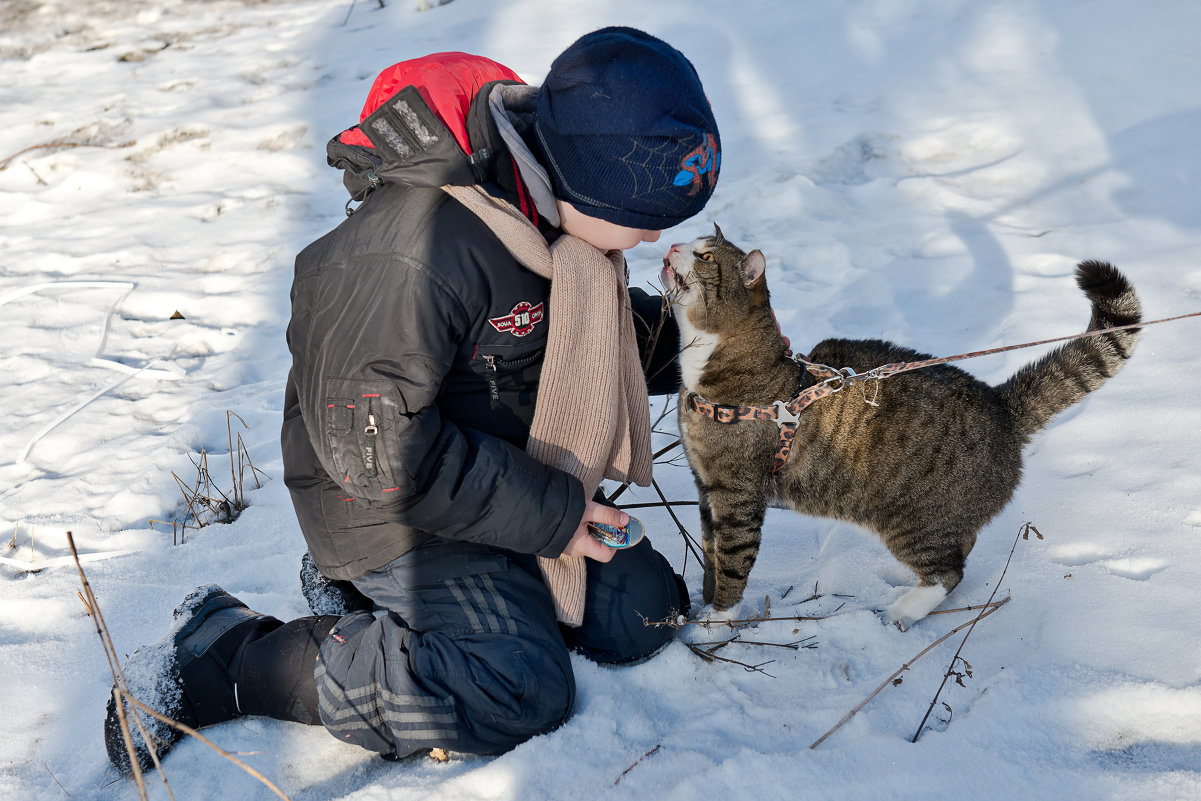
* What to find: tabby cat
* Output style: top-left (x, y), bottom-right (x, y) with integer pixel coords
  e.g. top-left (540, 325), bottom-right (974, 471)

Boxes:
top-left (664, 226), bottom-right (1141, 629)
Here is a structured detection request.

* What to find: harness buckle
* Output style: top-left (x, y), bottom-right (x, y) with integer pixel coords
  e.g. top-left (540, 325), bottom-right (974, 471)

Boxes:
top-left (825, 366), bottom-right (858, 392)
top-left (772, 400), bottom-right (799, 429)
top-left (713, 404), bottom-right (741, 424)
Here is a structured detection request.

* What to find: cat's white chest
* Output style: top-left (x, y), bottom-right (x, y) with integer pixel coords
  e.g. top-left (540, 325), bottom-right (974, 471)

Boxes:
top-left (676, 317), bottom-right (719, 390)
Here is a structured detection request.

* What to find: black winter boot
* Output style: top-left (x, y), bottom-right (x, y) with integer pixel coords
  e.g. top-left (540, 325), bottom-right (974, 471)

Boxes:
top-left (300, 550), bottom-right (373, 616)
top-left (235, 614), bottom-right (341, 724)
top-left (103, 585), bottom-right (279, 776)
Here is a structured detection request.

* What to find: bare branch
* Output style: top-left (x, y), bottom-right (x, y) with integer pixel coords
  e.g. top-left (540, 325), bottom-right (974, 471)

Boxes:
top-left (809, 596), bottom-right (1011, 750)
top-left (71, 533), bottom-right (293, 799)
top-left (650, 477), bottom-right (703, 566)
top-left (119, 694), bottom-right (294, 801)
top-left (911, 523), bottom-right (1030, 742)
top-left (614, 743), bottom-right (661, 786)
top-left (686, 643), bottom-right (776, 677)
top-left (0, 139), bottom-right (136, 171)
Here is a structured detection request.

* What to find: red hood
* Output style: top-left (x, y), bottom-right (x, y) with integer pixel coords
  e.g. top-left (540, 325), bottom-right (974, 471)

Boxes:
top-left (339, 52), bottom-right (523, 155)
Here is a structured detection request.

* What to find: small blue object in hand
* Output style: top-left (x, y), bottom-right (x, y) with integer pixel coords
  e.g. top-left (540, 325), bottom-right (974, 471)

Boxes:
top-left (587, 516), bottom-right (646, 549)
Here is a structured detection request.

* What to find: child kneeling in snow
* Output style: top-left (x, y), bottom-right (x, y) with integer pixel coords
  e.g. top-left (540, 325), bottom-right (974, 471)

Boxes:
top-left (106, 26), bottom-right (720, 773)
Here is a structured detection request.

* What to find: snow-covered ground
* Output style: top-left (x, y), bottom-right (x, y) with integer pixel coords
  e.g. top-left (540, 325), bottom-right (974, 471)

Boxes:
top-left (3, 1), bottom-right (1200, 799)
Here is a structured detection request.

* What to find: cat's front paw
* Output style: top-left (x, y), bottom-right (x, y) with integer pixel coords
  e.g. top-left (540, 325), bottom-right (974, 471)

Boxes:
top-left (679, 604), bottom-right (745, 643)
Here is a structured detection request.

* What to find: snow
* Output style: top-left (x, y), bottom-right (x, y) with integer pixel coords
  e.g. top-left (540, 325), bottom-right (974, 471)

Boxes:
top-left (3, 0), bottom-right (1201, 798)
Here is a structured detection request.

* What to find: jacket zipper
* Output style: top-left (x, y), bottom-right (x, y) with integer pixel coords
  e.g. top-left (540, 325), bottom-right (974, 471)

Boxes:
top-left (363, 397), bottom-right (379, 478)
top-left (487, 353), bottom-right (545, 372)
top-left (483, 355), bottom-right (500, 408)
top-left (481, 350), bottom-right (543, 409)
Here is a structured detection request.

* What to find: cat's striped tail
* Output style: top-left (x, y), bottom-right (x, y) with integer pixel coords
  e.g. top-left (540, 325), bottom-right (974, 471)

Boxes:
top-left (999, 260), bottom-right (1142, 440)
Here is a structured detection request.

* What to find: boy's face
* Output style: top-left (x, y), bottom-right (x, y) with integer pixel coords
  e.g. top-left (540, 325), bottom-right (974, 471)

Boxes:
top-left (556, 200), bottom-right (662, 251)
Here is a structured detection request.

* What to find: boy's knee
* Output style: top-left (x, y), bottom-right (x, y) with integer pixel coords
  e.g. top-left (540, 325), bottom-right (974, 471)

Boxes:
top-left (452, 636), bottom-right (576, 751)
top-left (568, 539), bottom-right (688, 665)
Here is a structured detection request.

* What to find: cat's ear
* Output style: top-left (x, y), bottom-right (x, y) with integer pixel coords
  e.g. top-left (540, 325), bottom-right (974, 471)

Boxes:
top-left (713, 223), bottom-right (724, 242)
top-left (741, 250), bottom-right (767, 288)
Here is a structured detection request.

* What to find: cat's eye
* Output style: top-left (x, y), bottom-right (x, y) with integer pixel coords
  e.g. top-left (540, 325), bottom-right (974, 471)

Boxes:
top-left (694, 251), bottom-right (716, 262)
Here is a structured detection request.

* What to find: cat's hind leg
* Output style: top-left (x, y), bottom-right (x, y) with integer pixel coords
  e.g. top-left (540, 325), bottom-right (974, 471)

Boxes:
top-left (884, 582), bottom-right (949, 631)
top-left (883, 538), bottom-right (967, 631)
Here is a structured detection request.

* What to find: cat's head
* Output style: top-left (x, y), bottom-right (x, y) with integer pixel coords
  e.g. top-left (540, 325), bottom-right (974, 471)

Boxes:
top-left (661, 224), bottom-right (769, 335)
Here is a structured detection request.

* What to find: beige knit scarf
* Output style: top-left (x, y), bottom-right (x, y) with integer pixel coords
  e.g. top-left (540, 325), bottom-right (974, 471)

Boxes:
top-left (442, 184), bottom-right (654, 626)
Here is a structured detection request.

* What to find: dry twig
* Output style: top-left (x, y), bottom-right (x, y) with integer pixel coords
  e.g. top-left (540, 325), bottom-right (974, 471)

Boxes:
top-left (69, 532), bottom-right (294, 800)
top-left (606, 439), bottom-right (682, 504)
top-left (808, 596), bottom-right (1010, 750)
top-left (43, 763), bottom-right (70, 797)
top-left (614, 743), bottom-right (661, 785)
top-left (0, 140), bottom-right (135, 171)
top-left (649, 477), bottom-right (703, 569)
top-left (676, 612), bottom-right (834, 629)
top-left (69, 532), bottom-right (155, 800)
top-left (926, 600), bottom-right (1009, 617)
top-left (618, 500), bottom-right (699, 510)
top-left (910, 523), bottom-right (1033, 742)
top-left (120, 695), bottom-right (293, 801)
top-left (686, 643), bottom-right (777, 677)
top-left (691, 633), bottom-right (817, 652)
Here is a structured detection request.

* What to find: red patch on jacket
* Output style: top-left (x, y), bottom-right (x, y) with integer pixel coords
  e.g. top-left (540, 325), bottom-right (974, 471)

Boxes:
top-left (489, 301), bottom-right (544, 337)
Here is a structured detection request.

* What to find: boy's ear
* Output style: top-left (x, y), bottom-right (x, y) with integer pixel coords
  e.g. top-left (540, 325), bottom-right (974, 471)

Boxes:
top-left (741, 249), bottom-right (766, 288)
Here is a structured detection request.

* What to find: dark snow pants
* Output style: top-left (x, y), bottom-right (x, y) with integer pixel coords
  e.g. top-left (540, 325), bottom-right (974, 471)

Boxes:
top-left (313, 535), bottom-right (686, 757)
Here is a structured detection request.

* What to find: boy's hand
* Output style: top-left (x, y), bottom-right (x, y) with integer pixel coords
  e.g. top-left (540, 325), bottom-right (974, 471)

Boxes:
top-left (561, 500), bottom-right (627, 562)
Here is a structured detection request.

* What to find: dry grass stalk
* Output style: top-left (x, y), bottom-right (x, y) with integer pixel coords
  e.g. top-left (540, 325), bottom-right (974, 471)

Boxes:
top-left (166, 413), bottom-right (269, 537)
top-left (43, 763), bottom-right (70, 796)
top-left (226, 411), bottom-right (268, 510)
top-left (120, 695), bottom-right (293, 801)
top-left (808, 596), bottom-right (1011, 750)
top-left (68, 531), bottom-right (158, 800)
top-left (691, 634), bottom-right (818, 652)
top-left (926, 600), bottom-right (1009, 617)
top-left (614, 743), bottom-right (661, 786)
top-left (161, 413), bottom-right (270, 536)
top-left (910, 522), bottom-right (1035, 742)
top-left (68, 532), bottom-right (294, 801)
top-left (686, 643), bottom-right (777, 677)
top-left (676, 612), bottom-right (834, 629)
top-left (649, 477), bottom-right (704, 569)
top-left (77, 590), bottom-right (94, 616)
top-left (147, 517), bottom-right (195, 546)
top-left (0, 139), bottom-right (136, 171)
top-left (606, 438), bottom-right (682, 505)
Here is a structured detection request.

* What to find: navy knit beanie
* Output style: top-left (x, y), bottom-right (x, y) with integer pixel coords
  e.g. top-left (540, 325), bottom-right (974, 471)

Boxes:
top-left (531, 26), bottom-right (721, 231)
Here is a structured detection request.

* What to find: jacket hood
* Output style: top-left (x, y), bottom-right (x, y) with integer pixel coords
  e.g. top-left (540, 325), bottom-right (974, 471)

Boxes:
top-left (326, 52), bottom-right (524, 200)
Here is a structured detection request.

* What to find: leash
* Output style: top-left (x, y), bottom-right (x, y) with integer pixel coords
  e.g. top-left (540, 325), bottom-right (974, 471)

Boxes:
top-left (681, 310), bottom-right (1201, 475)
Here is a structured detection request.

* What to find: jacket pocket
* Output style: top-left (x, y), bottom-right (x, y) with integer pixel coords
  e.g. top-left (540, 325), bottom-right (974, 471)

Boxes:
top-left (323, 378), bottom-right (405, 495)
top-left (479, 348), bottom-right (544, 410)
